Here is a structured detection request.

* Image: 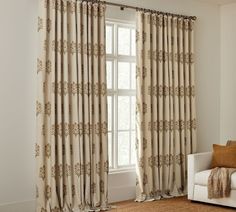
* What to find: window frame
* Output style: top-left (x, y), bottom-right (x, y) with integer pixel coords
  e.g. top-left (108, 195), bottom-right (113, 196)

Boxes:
top-left (106, 19), bottom-right (136, 172)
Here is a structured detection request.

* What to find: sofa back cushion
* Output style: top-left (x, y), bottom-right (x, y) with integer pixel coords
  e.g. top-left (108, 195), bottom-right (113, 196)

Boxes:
top-left (212, 144), bottom-right (236, 168)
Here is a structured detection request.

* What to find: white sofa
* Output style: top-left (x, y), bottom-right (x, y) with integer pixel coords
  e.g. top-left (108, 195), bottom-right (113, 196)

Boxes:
top-left (188, 152), bottom-right (236, 208)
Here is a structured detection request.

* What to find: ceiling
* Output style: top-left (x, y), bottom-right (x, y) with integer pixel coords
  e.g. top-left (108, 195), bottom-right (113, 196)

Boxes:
top-left (197, 0), bottom-right (236, 5)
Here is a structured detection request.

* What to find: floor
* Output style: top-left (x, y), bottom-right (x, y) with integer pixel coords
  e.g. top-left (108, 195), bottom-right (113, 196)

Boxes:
top-left (110, 196), bottom-right (235, 212)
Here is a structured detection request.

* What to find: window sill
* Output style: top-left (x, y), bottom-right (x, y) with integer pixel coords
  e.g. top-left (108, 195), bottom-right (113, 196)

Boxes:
top-left (109, 167), bottom-right (136, 175)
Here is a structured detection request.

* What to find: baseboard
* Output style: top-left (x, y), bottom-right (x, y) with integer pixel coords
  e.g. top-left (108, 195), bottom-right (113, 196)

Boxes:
top-left (0, 200), bottom-right (35, 212)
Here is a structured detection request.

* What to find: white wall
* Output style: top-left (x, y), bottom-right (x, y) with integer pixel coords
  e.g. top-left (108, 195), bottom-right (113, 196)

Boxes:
top-left (220, 3), bottom-right (236, 144)
top-left (0, 0), bottom-right (222, 210)
top-left (0, 0), bottom-right (37, 210)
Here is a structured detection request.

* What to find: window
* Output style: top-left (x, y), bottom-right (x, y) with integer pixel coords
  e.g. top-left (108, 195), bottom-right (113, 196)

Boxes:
top-left (106, 20), bottom-right (136, 171)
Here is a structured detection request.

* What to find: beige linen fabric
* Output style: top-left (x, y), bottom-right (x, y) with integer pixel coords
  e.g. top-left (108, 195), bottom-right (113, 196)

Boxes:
top-left (36, 0), bottom-right (108, 211)
top-left (208, 167), bottom-right (236, 199)
top-left (136, 11), bottom-right (197, 201)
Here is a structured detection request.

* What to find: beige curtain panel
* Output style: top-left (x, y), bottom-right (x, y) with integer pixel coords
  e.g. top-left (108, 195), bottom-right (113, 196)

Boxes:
top-left (36, 0), bottom-right (108, 211)
top-left (135, 11), bottom-right (197, 201)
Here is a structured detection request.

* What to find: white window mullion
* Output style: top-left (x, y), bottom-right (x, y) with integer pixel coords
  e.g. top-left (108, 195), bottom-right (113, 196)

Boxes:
top-left (129, 62), bottom-right (132, 165)
top-left (114, 93), bottom-right (118, 169)
top-left (129, 96), bottom-right (132, 164)
top-left (114, 22), bottom-right (118, 169)
top-left (114, 57), bottom-right (118, 169)
top-left (111, 95), bottom-right (114, 168)
top-left (114, 22), bottom-right (118, 57)
top-left (129, 28), bottom-right (132, 56)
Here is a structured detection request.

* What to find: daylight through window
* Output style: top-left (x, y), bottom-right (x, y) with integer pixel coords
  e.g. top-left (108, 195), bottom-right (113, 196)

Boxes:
top-left (106, 20), bottom-right (136, 170)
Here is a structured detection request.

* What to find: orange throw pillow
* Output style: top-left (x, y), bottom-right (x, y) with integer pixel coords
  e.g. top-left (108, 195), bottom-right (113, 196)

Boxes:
top-left (211, 144), bottom-right (236, 168)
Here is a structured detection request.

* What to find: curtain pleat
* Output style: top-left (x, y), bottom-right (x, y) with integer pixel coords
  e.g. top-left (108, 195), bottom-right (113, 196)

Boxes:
top-left (135, 11), bottom-right (197, 201)
top-left (36, 0), bottom-right (108, 211)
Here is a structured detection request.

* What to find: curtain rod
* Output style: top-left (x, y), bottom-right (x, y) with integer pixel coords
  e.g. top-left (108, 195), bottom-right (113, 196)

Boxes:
top-left (81, 0), bottom-right (197, 20)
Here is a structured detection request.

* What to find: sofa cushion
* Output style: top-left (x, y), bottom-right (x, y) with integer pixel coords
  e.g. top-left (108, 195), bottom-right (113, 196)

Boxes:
top-left (211, 144), bottom-right (236, 168)
top-left (195, 169), bottom-right (236, 190)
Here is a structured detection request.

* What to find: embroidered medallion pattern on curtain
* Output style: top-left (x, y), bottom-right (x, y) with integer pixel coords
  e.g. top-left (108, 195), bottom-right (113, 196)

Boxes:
top-left (135, 11), bottom-right (197, 201)
top-left (36, 0), bottom-right (108, 211)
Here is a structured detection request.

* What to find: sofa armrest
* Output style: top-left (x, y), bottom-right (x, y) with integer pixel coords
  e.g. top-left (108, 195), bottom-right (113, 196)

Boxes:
top-left (187, 152), bottom-right (212, 200)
